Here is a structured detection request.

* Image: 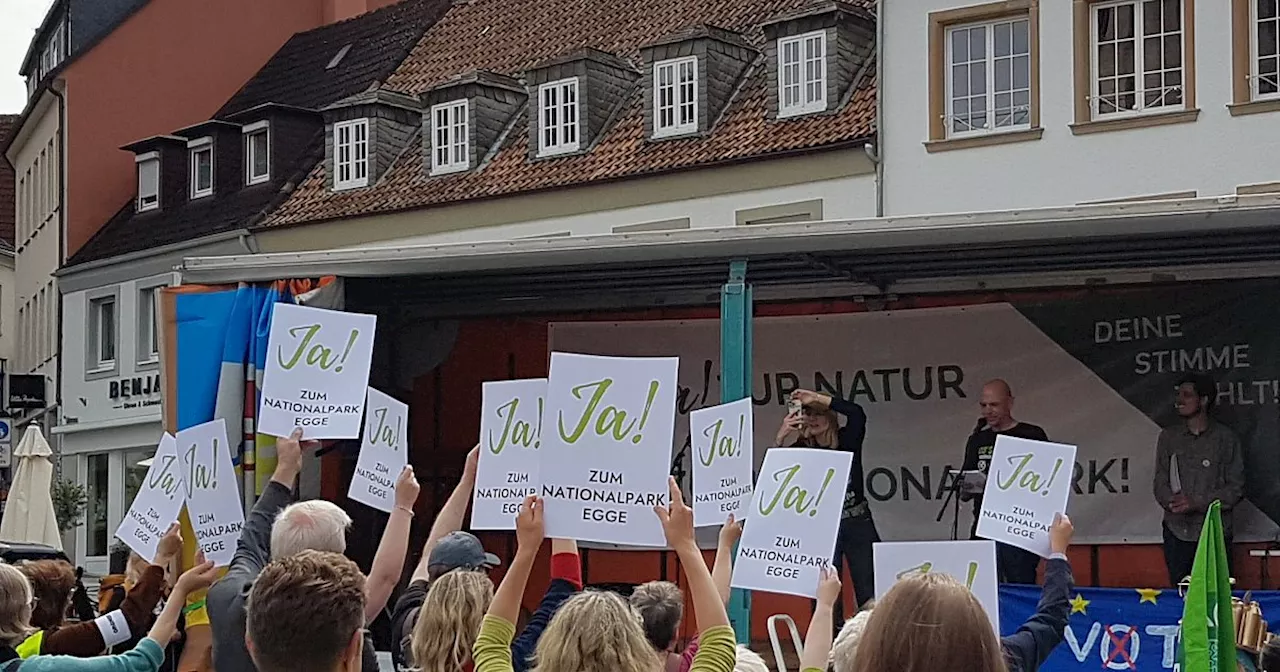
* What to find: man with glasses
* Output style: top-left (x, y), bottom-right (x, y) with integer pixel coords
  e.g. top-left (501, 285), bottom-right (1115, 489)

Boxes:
top-left (1152, 373), bottom-right (1246, 586)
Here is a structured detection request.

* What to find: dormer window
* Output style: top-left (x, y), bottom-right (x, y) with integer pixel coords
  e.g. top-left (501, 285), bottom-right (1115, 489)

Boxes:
top-left (778, 31), bottom-right (827, 117)
top-left (243, 121), bottom-right (271, 185)
top-left (538, 78), bottom-right (580, 156)
top-left (654, 57), bottom-right (698, 137)
top-left (431, 101), bottom-right (469, 175)
top-left (136, 152), bottom-right (160, 212)
top-left (189, 137), bottom-right (213, 199)
top-left (334, 118), bottom-right (370, 190)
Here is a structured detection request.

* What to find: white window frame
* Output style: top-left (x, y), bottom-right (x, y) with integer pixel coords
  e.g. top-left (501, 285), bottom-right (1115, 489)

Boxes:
top-left (243, 121), bottom-right (271, 185)
top-left (778, 30), bottom-right (828, 118)
top-left (333, 118), bottom-right (370, 190)
top-left (537, 78), bottom-right (580, 157)
top-left (137, 284), bottom-right (162, 365)
top-left (1252, 0), bottom-right (1280, 101)
top-left (88, 295), bottom-right (117, 371)
top-left (944, 18), bottom-right (1033, 139)
top-left (135, 152), bottom-right (159, 212)
top-left (430, 100), bottom-right (470, 175)
top-left (653, 56), bottom-right (699, 137)
top-left (1089, 0), bottom-right (1186, 120)
top-left (188, 137), bottom-right (213, 199)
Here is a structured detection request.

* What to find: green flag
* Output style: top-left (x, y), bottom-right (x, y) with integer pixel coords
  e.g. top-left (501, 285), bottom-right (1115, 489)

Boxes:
top-left (1177, 500), bottom-right (1236, 672)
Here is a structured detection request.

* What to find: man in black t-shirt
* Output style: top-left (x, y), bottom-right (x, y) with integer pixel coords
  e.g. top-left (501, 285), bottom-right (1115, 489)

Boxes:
top-left (960, 379), bottom-right (1048, 585)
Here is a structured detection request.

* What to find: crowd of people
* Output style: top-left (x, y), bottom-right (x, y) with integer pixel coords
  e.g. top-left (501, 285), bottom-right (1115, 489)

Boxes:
top-left (0, 375), bottom-right (1264, 672)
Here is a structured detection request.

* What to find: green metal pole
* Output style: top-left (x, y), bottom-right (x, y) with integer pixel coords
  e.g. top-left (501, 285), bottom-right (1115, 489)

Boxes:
top-left (720, 260), bottom-right (753, 644)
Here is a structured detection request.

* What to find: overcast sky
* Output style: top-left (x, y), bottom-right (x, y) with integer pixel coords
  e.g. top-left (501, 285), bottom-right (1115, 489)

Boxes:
top-left (0, 0), bottom-right (54, 114)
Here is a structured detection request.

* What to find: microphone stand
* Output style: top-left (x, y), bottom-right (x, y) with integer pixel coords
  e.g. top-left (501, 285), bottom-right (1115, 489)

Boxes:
top-left (936, 469), bottom-right (965, 541)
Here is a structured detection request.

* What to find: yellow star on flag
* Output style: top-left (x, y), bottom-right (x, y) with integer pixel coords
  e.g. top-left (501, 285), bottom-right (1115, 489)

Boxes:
top-left (1069, 594), bottom-right (1089, 615)
top-left (1136, 588), bottom-right (1162, 605)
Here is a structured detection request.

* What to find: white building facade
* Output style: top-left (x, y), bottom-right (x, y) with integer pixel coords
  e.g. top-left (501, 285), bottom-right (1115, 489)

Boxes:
top-left (880, 0), bottom-right (1279, 214)
top-left (5, 91), bottom-right (64, 436)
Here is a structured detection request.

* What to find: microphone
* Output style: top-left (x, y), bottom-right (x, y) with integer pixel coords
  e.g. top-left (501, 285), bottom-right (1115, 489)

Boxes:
top-left (973, 418), bottom-right (987, 433)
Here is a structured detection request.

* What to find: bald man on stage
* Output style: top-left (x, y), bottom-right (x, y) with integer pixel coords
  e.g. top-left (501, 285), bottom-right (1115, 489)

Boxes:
top-left (960, 379), bottom-right (1049, 585)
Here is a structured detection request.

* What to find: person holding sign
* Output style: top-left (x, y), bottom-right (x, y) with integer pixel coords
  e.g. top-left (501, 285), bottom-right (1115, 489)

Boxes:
top-left (474, 480), bottom-right (737, 672)
top-left (9, 527), bottom-right (181, 659)
top-left (776, 389), bottom-right (879, 621)
top-left (0, 553), bottom-right (220, 672)
top-left (1153, 373), bottom-right (1245, 586)
top-left (959, 379), bottom-right (1048, 585)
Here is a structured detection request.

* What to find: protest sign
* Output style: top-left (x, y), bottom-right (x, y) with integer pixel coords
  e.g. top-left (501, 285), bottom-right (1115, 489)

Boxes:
top-left (690, 398), bottom-right (754, 526)
top-left (541, 352), bottom-right (678, 546)
top-left (976, 435), bottom-right (1076, 557)
top-left (259, 303), bottom-right (377, 439)
top-left (730, 448), bottom-right (851, 598)
top-left (176, 419), bottom-right (244, 566)
top-left (114, 433), bottom-right (184, 562)
top-left (348, 387), bottom-right (409, 512)
top-left (473, 378), bottom-right (546, 530)
top-left (873, 540), bottom-right (1000, 631)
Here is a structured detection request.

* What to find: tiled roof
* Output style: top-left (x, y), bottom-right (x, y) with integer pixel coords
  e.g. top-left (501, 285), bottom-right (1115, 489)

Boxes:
top-left (65, 0), bottom-right (451, 267)
top-left (65, 132), bottom-right (324, 267)
top-left (265, 0), bottom-right (876, 228)
top-left (216, 0), bottom-right (451, 118)
top-left (0, 115), bottom-right (19, 245)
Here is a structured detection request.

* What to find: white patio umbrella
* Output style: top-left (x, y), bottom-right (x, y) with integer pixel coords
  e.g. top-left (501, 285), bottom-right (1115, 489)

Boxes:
top-left (0, 423), bottom-right (62, 549)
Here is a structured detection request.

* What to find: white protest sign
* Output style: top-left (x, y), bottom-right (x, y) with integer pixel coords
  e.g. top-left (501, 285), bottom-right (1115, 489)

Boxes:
top-left (473, 378), bottom-right (546, 530)
top-left (259, 303), bottom-right (377, 439)
top-left (176, 419), bottom-right (244, 566)
top-left (976, 435), bottom-right (1076, 557)
top-left (730, 448), bottom-right (851, 598)
top-left (348, 387), bottom-right (409, 512)
top-left (94, 611), bottom-right (132, 647)
top-left (541, 352), bottom-right (678, 546)
top-left (690, 398), bottom-right (754, 526)
top-left (114, 434), bottom-right (185, 562)
top-left (873, 540), bottom-right (1000, 631)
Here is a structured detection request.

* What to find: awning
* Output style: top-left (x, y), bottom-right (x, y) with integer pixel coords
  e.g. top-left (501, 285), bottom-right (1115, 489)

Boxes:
top-left (179, 194), bottom-right (1280, 312)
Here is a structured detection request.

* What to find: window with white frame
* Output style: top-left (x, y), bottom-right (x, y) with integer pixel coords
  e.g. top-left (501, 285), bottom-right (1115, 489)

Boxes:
top-left (333, 118), bottom-right (370, 190)
top-left (946, 18), bottom-right (1031, 136)
top-left (137, 154), bottom-right (159, 212)
top-left (138, 286), bottom-right (160, 363)
top-left (654, 57), bottom-right (698, 136)
top-left (1091, 0), bottom-right (1184, 117)
top-left (244, 123), bottom-right (270, 185)
top-left (538, 78), bottom-right (579, 156)
top-left (431, 100), bottom-right (469, 174)
top-left (1255, 0), bottom-right (1279, 99)
top-left (778, 31), bottom-right (827, 117)
top-left (89, 295), bottom-right (117, 370)
top-left (189, 138), bottom-right (213, 199)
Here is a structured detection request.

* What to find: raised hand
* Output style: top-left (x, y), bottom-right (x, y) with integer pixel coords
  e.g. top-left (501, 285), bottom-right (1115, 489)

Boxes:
top-left (394, 465), bottom-right (421, 511)
top-left (515, 495), bottom-right (545, 553)
top-left (654, 476), bottom-right (696, 551)
top-left (718, 514), bottom-right (743, 548)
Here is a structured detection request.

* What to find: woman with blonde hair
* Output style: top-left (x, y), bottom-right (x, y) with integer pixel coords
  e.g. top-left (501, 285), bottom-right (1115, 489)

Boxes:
top-left (474, 480), bottom-right (735, 672)
top-left (777, 389), bottom-right (880, 630)
top-left (0, 564), bottom-right (35, 662)
top-left (407, 535), bottom-right (581, 672)
top-left (854, 572), bottom-right (1006, 672)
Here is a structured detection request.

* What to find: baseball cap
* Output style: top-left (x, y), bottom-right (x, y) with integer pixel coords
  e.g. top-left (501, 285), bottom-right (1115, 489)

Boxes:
top-left (427, 532), bottom-right (500, 574)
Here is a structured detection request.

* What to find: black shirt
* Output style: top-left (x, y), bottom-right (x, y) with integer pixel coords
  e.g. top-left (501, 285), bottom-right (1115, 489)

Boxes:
top-left (962, 421), bottom-right (1048, 517)
top-left (788, 396), bottom-right (870, 519)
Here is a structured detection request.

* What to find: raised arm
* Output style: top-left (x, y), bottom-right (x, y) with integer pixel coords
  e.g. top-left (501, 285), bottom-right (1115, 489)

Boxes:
top-left (656, 477), bottom-right (735, 672)
top-left (475, 496), bottom-right (544, 672)
top-left (712, 515), bottom-right (743, 606)
top-left (365, 466), bottom-right (420, 624)
top-left (411, 446), bottom-right (479, 582)
top-left (510, 538), bottom-right (581, 668)
top-left (1001, 515), bottom-right (1075, 672)
top-left (800, 568), bottom-right (841, 672)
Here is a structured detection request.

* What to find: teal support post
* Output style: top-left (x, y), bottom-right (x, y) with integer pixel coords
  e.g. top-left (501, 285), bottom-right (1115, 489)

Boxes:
top-left (721, 260), bottom-right (753, 644)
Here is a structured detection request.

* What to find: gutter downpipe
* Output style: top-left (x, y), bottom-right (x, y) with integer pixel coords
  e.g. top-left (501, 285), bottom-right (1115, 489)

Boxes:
top-left (873, 0), bottom-right (885, 218)
top-left (51, 79), bottom-right (67, 474)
